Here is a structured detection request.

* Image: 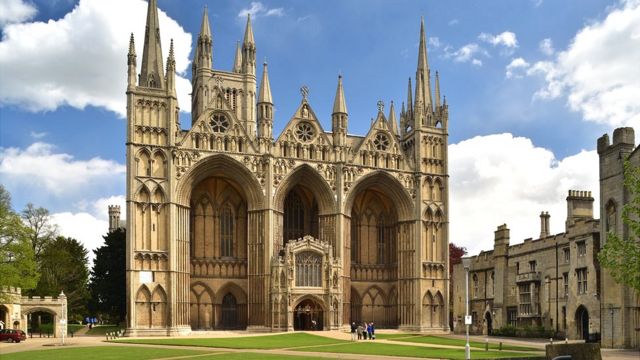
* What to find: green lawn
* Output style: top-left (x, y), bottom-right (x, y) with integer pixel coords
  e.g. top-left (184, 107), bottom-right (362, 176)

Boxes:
top-left (87, 325), bottom-right (124, 336)
top-left (193, 353), bottom-right (332, 360)
top-left (115, 332), bottom-right (346, 349)
top-left (394, 335), bottom-right (541, 351)
top-left (0, 346), bottom-right (209, 360)
top-left (294, 342), bottom-right (544, 360)
top-left (31, 323), bottom-right (85, 335)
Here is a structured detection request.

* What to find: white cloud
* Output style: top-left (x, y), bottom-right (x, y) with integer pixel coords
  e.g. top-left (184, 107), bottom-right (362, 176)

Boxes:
top-left (505, 57), bottom-right (530, 78)
top-left (479, 31), bottom-right (518, 48)
top-left (529, 0), bottom-right (640, 128)
top-left (444, 43), bottom-right (488, 66)
top-left (0, 0), bottom-right (37, 26)
top-left (0, 142), bottom-right (125, 196)
top-left (539, 38), bottom-right (554, 56)
top-left (428, 37), bottom-right (441, 48)
top-left (238, 2), bottom-right (284, 19)
top-left (0, 0), bottom-right (192, 117)
top-left (29, 131), bottom-right (46, 139)
top-left (449, 133), bottom-right (599, 255)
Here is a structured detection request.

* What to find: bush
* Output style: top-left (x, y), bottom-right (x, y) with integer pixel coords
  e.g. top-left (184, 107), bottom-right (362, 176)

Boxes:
top-left (492, 324), bottom-right (555, 338)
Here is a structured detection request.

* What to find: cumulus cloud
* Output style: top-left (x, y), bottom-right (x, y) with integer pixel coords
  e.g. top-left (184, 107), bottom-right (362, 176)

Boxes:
top-left (529, 0), bottom-right (640, 128)
top-left (444, 43), bottom-right (488, 66)
top-left (479, 31), bottom-right (518, 48)
top-left (238, 2), bottom-right (284, 19)
top-left (449, 133), bottom-right (599, 255)
top-left (505, 57), bottom-right (530, 78)
top-left (0, 0), bottom-right (37, 26)
top-left (0, 142), bottom-right (125, 195)
top-left (539, 38), bottom-right (554, 56)
top-left (0, 0), bottom-right (192, 117)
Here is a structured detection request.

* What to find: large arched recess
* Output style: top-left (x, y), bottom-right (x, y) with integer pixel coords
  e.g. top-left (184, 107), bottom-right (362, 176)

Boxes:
top-left (176, 154), bottom-right (264, 211)
top-left (343, 171), bottom-right (414, 222)
top-left (273, 164), bottom-right (336, 215)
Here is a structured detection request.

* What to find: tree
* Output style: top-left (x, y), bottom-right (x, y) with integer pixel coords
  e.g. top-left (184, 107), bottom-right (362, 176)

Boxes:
top-left (449, 242), bottom-right (467, 275)
top-left (21, 203), bottom-right (57, 259)
top-left (89, 228), bottom-right (126, 323)
top-left (0, 186), bottom-right (39, 302)
top-left (35, 236), bottom-right (90, 320)
top-left (598, 161), bottom-right (640, 291)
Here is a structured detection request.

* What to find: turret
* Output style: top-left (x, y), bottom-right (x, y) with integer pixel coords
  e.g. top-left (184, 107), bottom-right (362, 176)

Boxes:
top-left (332, 75), bottom-right (348, 148)
top-left (127, 33), bottom-right (137, 89)
top-left (257, 62), bottom-right (273, 139)
top-left (193, 6), bottom-right (213, 74)
top-left (388, 101), bottom-right (399, 136)
top-left (139, 0), bottom-right (164, 89)
top-left (241, 15), bottom-right (256, 76)
top-left (108, 205), bottom-right (121, 233)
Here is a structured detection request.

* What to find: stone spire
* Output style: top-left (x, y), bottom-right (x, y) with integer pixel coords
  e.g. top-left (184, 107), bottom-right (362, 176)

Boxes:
top-left (406, 77), bottom-right (413, 123)
top-left (388, 101), bottom-right (399, 135)
top-left (241, 14), bottom-right (256, 75)
top-left (166, 39), bottom-right (176, 96)
top-left (233, 41), bottom-right (242, 73)
top-left (332, 74), bottom-right (348, 114)
top-left (435, 70), bottom-right (441, 108)
top-left (139, 0), bottom-right (164, 89)
top-left (193, 6), bottom-right (213, 72)
top-left (415, 16), bottom-right (432, 114)
top-left (258, 61), bottom-right (272, 104)
top-left (127, 33), bottom-right (137, 88)
top-left (414, 69), bottom-right (425, 127)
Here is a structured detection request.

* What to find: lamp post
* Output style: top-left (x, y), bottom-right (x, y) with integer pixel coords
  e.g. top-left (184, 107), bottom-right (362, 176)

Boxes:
top-left (462, 257), bottom-right (471, 360)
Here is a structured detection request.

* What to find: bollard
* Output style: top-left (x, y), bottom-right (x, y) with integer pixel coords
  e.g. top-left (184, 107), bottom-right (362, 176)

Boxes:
top-left (485, 340), bottom-right (489, 351)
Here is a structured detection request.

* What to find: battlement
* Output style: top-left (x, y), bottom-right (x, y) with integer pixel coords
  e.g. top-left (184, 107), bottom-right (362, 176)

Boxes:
top-left (567, 190), bottom-right (592, 198)
top-left (0, 286), bottom-right (22, 296)
top-left (108, 205), bottom-right (121, 212)
top-left (598, 127), bottom-right (635, 154)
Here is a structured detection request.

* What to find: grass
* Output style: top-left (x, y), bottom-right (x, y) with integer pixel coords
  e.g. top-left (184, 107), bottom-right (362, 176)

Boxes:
top-left (115, 332), bottom-right (346, 349)
top-left (87, 325), bottom-right (124, 335)
top-left (0, 346), bottom-right (208, 360)
top-left (294, 342), bottom-right (544, 359)
top-left (193, 353), bottom-right (331, 360)
top-left (30, 323), bottom-right (85, 335)
top-left (394, 335), bottom-right (541, 351)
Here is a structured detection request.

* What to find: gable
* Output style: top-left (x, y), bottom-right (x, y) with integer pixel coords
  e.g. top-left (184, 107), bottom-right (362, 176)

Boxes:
top-left (274, 100), bottom-right (333, 158)
top-left (351, 111), bottom-right (408, 170)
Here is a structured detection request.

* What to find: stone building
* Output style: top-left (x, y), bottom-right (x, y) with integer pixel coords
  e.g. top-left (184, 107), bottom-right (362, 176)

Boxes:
top-left (0, 287), bottom-right (68, 338)
top-left (126, 1), bottom-right (450, 335)
top-left (452, 191), bottom-right (601, 341)
top-left (598, 127), bottom-right (640, 349)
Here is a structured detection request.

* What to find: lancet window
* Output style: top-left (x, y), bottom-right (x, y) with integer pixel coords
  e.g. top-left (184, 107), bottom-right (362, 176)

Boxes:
top-left (284, 192), bottom-right (305, 244)
top-left (220, 205), bottom-right (234, 257)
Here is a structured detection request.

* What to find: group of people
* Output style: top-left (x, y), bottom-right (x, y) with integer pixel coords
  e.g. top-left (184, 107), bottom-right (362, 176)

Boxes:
top-left (350, 321), bottom-right (375, 341)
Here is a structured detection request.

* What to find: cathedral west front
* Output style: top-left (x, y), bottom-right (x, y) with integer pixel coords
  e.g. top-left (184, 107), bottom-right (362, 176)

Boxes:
top-left (126, 0), bottom-right (450, 336)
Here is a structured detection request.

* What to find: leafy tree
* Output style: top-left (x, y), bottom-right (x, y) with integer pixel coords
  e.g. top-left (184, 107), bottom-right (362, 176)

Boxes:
top-left (35, 236), bottom-right (90, 320)
top-left (21, 203), bottom-right (57, 259)
top-left (598, 161), bottom-right (640, 291)
top-left (449, 242), bottom-right (467, 274)
top-left (0, 185), bottom-right (39, 301)
top-left (89, 228), bottom-right (126, 323)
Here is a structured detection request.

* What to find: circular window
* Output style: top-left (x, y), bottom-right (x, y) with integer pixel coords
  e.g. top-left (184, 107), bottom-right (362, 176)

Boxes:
top-left (295, 122), bottom-right (315, 142)
top-left (374, 133), bottom-right (390, 151)
top-left (210, 113), bottom-right (229, 133)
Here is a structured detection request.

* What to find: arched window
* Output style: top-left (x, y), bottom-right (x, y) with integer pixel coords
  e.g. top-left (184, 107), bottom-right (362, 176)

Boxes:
top-left (351, 215), bottom-right (360, 264)
top-left (606, 201), bottom-right (616, 233)
top-left (220, 205), bottom-right (234, 257)
top-left (473, 274), bottom-right (479, 298)
top-left (221, 293), bottom-right (238, 329)
top-left (377, 215), bottom-right (386, 264)
top-left (295, 251), bottom-right (322, 287)
top-left (284, 191), bottom-right (305, 244)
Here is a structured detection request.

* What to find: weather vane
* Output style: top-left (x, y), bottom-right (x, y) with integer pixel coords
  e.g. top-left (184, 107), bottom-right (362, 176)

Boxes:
top-left (377, 100), bottom-right (384, 112)
top-left (300, 86), bottom-right (309, 100)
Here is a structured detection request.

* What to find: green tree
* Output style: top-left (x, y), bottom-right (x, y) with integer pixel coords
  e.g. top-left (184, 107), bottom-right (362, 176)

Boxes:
top-left (0, 185), bottom-right (39, 301)
top-left (21, 203), bottom-right (57, 259)
top-left (598, 161), bottom-right (640, 291)
top-left (89, 228), bottom-right (126, 323)
top-left (35, 236), bottom-right (91, 320)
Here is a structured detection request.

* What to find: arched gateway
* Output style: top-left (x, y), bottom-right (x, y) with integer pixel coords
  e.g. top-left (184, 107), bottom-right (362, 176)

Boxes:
top-left (125, 0), bottom-right (450, 336)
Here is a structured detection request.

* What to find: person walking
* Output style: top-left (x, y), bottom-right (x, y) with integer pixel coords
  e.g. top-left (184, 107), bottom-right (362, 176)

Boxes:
top-left (370, 322), bottom-right (376, 340)
top-left (366, 322), bottom-right (372, 340)
top-left (357, 323), bottom-right (363, 340)
top-left (350, 322), bottom-right (357, 341)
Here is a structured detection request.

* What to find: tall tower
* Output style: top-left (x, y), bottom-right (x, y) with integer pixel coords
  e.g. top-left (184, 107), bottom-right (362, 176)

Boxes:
top-left (108, 205), bottom-right (121, 233)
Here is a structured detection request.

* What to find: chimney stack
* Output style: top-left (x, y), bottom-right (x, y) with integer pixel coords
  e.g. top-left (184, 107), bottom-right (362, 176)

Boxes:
top-left (566, 190), bottom-right (594, 229)
top-left (539, 211), bottom-right (550, 238)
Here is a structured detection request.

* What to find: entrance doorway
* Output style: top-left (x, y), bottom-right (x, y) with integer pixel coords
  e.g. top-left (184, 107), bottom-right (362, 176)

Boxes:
top-left (485, 311), bottom-right (493, 335)
top-left (575, 305), bottom-right (589, 341)
top-left (294, 299), bottom-right (323, 331)
top-left (220, 293), bottom-right (238, 329)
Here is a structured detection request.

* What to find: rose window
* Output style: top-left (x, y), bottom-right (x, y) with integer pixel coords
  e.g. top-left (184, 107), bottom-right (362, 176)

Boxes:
top-left (374, 133), bottom-right (390, 151)
top-left (210, 113), bottom-right (230, 133)
top-left (295, 122), bottom-right (315, 142)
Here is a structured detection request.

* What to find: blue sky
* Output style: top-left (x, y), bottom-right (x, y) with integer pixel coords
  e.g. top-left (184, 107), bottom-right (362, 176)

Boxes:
top-left (1, 0), bottom-right (638, 256)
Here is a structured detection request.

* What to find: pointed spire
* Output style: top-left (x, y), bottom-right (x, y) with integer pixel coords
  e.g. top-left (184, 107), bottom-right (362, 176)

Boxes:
top-left (200, 6), bottom-right (212, 40)
top-left (166, 39), bottom-right (176, 96)
top-left (243, 14), bottom-right (255, 45)
top-left (166, 39), bottom-right (176, 72)
top-left (140, 0), bottom-right (164, 89)
top-left (233, 41), bottom-right (242, 73)
top-left (193, 6), bottom-right (213, 71)
top-left (406, 77), bottom-right (413, 118)
top-left (416, 16), bottom-right (432, 112)
top-left (332, 75), bottom-right (348, 114)
top-left (127, 33), bottom-right (137, 87)
top-left (388, 101), bottom-right (399, 135)
top-left (258, 61), bottom-right (273, 104)
top-left (435, 71), bottom-right (441, 108)
top-left (128, 33), bottom-right (136, 59)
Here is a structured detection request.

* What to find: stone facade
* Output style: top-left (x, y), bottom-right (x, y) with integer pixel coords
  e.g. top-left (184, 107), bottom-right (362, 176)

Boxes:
top-left (452, 192), bottom-right (601, 341)
top-left (126, 1), bottom-right (450, 336)
top-left (597, 127), bottom-right (640, 349)
top-left (0, 287), bottom-right (68, 338)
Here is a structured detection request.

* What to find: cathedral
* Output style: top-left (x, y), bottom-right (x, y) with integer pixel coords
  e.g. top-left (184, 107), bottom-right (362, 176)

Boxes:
top-left (126, 0), bottom-right (450, 336)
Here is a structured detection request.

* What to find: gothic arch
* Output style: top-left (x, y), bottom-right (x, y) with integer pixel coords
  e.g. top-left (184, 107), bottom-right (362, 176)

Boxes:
top-left (351, 287), bottom-right (362, 323)
top-left (294, 294), bottom-right (328, 311)
top-left (422, 291), bottom-right (434, 327)
top-left (151, 286), bottom-right (168, 327)
top-left (214, 282), bottom-right (247, 304)
top-left (136, 149), bottom-right (152, 177)
top-left (151, 150), bottom-right (167, 178)
top-left (362, 285), bottom-right (387, 324)
top-left (135, 285), bottom-right (152, 328)
top-left (344, 171), bottom-right (413, 222)
top-left (176, 154), bottom-right (263, 210)
top-left (190, 282), bottom-right (214, 330)
top-left (433, 290), bottom-right (444, 328)
top-left (274, 164), bottom-right (335, 215)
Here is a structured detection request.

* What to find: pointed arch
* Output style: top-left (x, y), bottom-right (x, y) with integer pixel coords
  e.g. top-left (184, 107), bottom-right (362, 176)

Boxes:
top-left (273, 164), bottom-right (335, 215)
top-left (136, 149), bottom-right (152, 177)
top-left (135, 285), bottom-right (152, 328)
top-left (151, 150), bottom-right (166, 178)
top-left (344, 171), bottom-right (413, 222)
